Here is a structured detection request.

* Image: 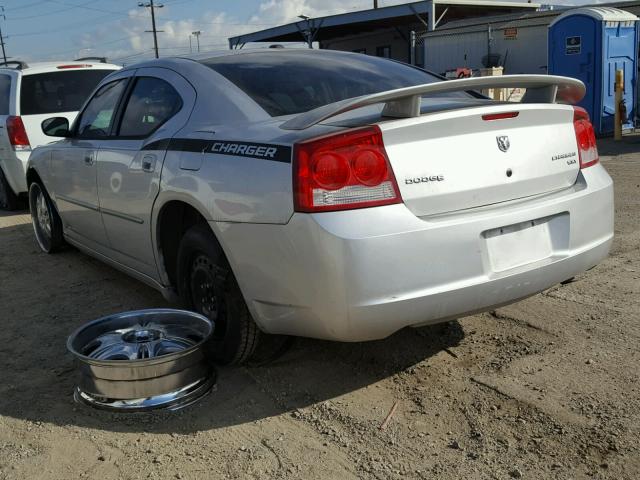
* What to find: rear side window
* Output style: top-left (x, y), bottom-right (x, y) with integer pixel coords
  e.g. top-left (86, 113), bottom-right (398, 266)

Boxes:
top-left (203, 51), bottom-right (460, 117)
top-left (76, 79), bottom-right (127, 138)
top-left (118, 77), bottom-right (182, 137)
top-left (0, 74), bottom-right (11, 115)
top-left (20, 69), bottom-right (114, 116)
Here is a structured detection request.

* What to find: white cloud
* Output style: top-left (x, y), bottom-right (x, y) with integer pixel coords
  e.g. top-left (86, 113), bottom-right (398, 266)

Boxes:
top-left (249, 0), bottom-right (374, 25)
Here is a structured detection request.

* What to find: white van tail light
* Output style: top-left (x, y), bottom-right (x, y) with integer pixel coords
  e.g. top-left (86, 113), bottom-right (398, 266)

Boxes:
top-left (6, 116), bottom-right (31, 151)
top-left (573, 106), bottom-right (599, 169)
top-left (293, 126), bottom-right (401, 212)
top-left (57, 64), bottom-right (92, 69)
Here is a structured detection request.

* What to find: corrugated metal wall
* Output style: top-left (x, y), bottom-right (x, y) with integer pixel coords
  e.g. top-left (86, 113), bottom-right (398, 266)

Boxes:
top-left (424, 24), bottom-right (549, 75)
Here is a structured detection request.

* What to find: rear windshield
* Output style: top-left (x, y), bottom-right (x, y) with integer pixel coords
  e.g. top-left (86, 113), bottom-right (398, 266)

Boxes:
top-left (203, 51), bottom-right (462, 117)
top-left (20, 69), bottom-right (114, 116)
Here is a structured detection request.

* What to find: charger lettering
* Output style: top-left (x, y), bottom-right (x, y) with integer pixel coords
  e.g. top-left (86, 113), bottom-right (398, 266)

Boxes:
top-left (211, 142), bottom-right (278, 159)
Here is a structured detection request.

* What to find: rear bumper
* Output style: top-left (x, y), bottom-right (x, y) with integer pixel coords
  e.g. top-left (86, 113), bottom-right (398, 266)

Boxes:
top-left (0, 150), bottom-right (29, 194)
top-left (217, 164), bottom-right (614, 342)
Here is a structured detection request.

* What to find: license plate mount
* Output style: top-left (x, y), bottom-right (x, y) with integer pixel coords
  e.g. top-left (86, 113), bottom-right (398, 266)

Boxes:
top-left (483, 217), bottom-right (556, 272)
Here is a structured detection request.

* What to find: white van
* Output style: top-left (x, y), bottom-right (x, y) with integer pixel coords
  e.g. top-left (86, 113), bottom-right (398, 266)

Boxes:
top-left (0, 59), bottom-right (120, 209)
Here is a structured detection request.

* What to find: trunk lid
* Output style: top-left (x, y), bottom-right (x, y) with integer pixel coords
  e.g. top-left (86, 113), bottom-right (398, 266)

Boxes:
top-left (380, 104), bottom-right (580, 217)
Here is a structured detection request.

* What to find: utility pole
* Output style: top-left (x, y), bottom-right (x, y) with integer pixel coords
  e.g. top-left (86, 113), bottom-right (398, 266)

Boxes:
top-left (0, 8), bottom-right (7, 64)
top-left (0, 25), bottom-right (7, 64)
top-left (191, 30), bottom-right (201, 52)
top-left (374, 0), bottom-right (378, 8)
top-left (138, 0), bottom-right (163, 59)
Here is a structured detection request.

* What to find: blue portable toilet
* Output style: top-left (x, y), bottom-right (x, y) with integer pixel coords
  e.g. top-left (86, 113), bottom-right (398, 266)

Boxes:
top-left (548, 7), bottom-right (639, 135)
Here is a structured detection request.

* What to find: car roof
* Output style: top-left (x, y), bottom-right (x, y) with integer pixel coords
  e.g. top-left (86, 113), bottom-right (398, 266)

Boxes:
top-left (120, 47), bottom-right (357, 71)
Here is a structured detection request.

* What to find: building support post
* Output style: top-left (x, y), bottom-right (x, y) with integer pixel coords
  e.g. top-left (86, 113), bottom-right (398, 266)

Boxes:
top-left (615, 69), bottom-right (624, 141)
top-left (410, 30), bottom-right (416, 65)
top-left (428, 1), bottom-right (435, 31)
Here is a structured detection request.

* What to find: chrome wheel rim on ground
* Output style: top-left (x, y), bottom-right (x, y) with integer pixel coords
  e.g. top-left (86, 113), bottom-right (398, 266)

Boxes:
top-left (67, 309), bottom-right (215, 412)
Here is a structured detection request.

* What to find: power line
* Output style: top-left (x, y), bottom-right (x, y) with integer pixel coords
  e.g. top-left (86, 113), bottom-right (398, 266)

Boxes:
top-left (7, 13), bottom-right (117, 37)
top-left (111, 49), bottom-right (153, 62)
top-left (7, 0), bottom-right (93, 21)
top-left (35, 34), bottom-right (137, 58)
top-left (4, 1), bottom-right (49, 12)
top-left (42, 0), bottom-right (159, 20)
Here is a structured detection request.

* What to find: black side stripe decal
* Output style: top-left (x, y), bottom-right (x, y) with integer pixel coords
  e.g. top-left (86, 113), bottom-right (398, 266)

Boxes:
top-left (142, 138), bottom-right (292, 163)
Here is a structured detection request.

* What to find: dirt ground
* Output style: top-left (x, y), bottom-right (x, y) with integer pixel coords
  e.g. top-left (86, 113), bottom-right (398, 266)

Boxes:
top-left (0, 137), bottom-right (638, 480)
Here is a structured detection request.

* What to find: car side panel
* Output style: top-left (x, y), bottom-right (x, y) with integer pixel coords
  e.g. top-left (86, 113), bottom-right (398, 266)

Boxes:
top-left (157, 139), bottom-right (294, 225)
top-left (26, 146), bottom-right (52, 187)
top-left (96, 67), bottom-right (198, 280)
top-left (211, 165), bottom-right (613, 341)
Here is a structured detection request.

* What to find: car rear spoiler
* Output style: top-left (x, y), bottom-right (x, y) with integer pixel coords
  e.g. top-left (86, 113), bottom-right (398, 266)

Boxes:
top-left (279, 74), bottom-right (585, 131)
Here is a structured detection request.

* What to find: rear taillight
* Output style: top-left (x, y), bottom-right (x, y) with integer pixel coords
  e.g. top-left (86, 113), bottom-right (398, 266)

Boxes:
top-left (293, 125), bottom-right (401, 212)
top-left (573, 106), bottom-right (599, 169)
top-left (6, 116), bottom-right (31, 151)
top-left (482, 111), bottom-right (519, 121)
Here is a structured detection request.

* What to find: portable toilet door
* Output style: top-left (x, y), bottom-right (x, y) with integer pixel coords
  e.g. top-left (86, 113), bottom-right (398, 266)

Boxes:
top-left (548, 7), bottom-right (639, 135)
top-left (602, 16), bottom-right (638, 133)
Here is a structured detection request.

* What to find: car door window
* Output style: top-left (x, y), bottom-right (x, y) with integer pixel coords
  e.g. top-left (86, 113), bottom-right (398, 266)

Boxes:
top-left (76, 79), bottom-right (127, 138)
top-left (117, 77), bottom-right (182, 138)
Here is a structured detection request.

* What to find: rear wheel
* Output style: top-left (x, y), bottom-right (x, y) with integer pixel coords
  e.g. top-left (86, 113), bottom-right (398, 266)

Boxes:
top-left (0, 166), bottom-right (20, 210)
top-left (177, 224), bottom-right (260, 365)
top-left (29, 181), bottom-right (64, 253)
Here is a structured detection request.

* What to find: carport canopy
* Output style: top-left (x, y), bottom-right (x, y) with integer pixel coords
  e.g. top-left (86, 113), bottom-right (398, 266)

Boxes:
top-left (228, 0), bottom-right (541, 49)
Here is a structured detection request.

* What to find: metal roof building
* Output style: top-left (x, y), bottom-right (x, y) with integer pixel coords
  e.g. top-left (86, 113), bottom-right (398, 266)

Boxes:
top-left (421, 1), bottom-right (640, 75)
top-left (228, 1), bottom-right (541, 66)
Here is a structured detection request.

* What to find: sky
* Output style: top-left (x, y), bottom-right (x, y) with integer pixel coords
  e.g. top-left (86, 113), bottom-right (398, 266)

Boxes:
top-left (0, 0), bottom-right (619, 64)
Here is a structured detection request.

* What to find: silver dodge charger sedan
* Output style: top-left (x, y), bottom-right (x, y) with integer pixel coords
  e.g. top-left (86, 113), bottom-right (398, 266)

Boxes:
top-left (26, 49), bottom-right (613, 364)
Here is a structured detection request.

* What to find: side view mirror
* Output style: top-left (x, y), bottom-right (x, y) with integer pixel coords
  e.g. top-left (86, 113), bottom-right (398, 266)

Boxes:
top-left (41, 117), bottom-right (71, 137)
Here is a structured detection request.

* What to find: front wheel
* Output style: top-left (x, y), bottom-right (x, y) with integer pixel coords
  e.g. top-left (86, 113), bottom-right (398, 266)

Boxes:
top-left (176, 224), bottom-right (261, 365)
top-left (29, 182), bottom-right (64, 253)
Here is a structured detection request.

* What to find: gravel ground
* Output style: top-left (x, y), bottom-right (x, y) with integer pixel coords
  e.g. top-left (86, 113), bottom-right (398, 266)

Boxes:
top-left (0, 137), bottom-right (638, 480)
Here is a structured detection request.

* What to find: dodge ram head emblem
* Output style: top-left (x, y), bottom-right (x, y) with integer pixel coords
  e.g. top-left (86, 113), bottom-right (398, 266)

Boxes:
top-left (496, 135), bottom-right (510, 152)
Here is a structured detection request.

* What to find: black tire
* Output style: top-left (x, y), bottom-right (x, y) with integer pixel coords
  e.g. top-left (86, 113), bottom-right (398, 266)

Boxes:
top-left (177, 223), bottom-right (260, 365)
top-left (0, 166), bottom-right (20, 211)
top-left (29, 181), bottom-right (64, 253)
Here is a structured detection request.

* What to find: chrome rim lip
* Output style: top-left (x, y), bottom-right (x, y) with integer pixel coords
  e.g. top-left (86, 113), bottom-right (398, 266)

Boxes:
top-left (29, 186), bottom-right (52, 251)
top-left (67, 309), bottom-right (213, 367)
top-left (73, 375), bottom-right (216, 412)
top-left (36, 192), bottom-right (51, 237)
top-left (68, 309), bottom-right (216, 411)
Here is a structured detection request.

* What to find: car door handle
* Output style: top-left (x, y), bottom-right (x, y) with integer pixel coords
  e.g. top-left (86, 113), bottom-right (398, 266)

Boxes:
top-left (142, 155), bottom-right (156, 173)
top-left (84, 152), bottom-right (95, 166)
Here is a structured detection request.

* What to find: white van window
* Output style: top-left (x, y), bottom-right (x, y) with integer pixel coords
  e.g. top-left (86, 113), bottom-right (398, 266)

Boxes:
top-left (20, 70), bottom-right (113, 116)
top-left (0, 74), bottom-right (11, 115)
